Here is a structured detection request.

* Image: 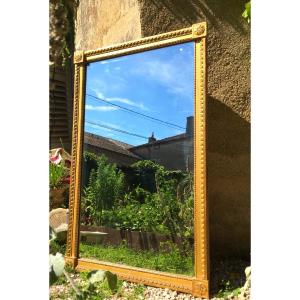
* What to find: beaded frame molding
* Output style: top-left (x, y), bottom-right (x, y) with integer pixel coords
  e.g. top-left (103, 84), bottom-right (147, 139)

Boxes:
top-left (66, 22), bottom-right (209, 298)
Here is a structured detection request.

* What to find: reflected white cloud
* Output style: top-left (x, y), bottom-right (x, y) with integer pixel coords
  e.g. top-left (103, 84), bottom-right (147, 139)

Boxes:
top-left (99, 57), bottom-right (126, 65)
top-left (85, 124), bottom-right (116, 138)
top-left (85, 42), bottom-right (194, 146)
top-left (100, 121), bottom-right (122, 130)
top-left (85, 104), bottom-right (119, 112)
top-left (130, 49), bottom-right (193, 100)
top-left (90, 88), bottom-right (149, 112)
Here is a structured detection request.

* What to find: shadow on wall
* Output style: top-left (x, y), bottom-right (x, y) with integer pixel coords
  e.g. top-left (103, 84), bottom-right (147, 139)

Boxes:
top-left (206, 96), bottom-right (250, 260)
top-left (207, 95), bottom-right (250, 155)
top-left (139, 0), bottom-right (251, 123)
top-left (146, 0), bottom-right (247, 33)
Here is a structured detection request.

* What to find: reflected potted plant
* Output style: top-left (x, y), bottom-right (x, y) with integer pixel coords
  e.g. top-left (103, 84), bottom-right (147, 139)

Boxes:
top-left (49, 148), bottom-right (71, 210)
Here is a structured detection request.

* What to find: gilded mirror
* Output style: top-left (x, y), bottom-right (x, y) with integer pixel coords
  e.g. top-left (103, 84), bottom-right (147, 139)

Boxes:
top-left (66, 23), bottom-right (209, 298)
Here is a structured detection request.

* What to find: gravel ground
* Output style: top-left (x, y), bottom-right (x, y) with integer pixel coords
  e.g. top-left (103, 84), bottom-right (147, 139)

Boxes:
top-left (210, 259), bottom-right (250, 295)
top-left (50, 261), bottom-right (251, 300)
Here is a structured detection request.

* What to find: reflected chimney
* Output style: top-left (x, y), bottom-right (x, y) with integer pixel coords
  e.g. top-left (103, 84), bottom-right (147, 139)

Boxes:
top-left (148, 132), bottom-right (156, 143)
top-left (186, 116), bottom-right (194, 136)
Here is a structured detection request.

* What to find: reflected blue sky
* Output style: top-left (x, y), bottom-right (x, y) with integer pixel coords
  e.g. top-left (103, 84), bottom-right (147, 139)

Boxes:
top-left (84, 42), bottom-right (194, 146)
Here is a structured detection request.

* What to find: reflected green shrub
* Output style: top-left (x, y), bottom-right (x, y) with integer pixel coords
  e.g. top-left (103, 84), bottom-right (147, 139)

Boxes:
top-left (82, 155), bottom-right (194, 252)
top-left (82, 153), bottom-right (125, 226)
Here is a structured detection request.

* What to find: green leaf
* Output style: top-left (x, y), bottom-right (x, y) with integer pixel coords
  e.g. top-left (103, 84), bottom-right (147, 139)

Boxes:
top-left (242, 10), bottom-right (248, 18)
top-left (49, 227), bottom-right (57, 244)
top-left (87, 270), bottom-right (106, 284)
top-left (87, 270), bottom-right (117, 291)
top-left (105, 271), bottom-right (117, 291)
top-left (49, 252), bottom-right (65, 277)
top-left (245, 1), bottom-right (251, 11)
top-left (242, 1), bottom-right (251, 23)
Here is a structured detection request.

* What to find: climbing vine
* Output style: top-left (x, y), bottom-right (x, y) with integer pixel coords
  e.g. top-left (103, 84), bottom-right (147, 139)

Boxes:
top-left (49, 0), bottom-right (79, 66)
top-left (242, 1), bottom-right (251, 23)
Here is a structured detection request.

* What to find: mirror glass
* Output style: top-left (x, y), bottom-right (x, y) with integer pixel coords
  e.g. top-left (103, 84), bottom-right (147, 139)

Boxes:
top-left (80, 42), bottom-right (195, 276)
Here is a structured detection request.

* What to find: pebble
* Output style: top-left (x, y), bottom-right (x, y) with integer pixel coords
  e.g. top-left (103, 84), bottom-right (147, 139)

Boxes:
top-left (50, 264), bottom-right (251, 300)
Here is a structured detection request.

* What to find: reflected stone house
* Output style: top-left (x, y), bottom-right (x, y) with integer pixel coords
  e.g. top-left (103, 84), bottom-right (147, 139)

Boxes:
top-left (84, 132), bottom-right (141, 167)
top-left (84, 116), bottom-right (194, 172)
top-left (130, 116), bottom-right (194, 172)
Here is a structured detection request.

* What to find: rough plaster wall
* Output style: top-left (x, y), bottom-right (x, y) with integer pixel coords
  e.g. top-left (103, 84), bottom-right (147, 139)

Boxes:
top-left (207, 97), bottom-right (250, 259)
top-left (138, 0), bottom-right (250, 122)
top-left (75, 0), bottom-right (142, 50)
top-left (137, 0), bottom-right (250, 260)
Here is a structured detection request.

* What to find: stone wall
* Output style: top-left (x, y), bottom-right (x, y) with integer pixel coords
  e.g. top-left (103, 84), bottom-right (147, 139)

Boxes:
top-left (131, 136), bottom-right (193, 172)
top-left (83, 144), bottom-right (140, 166)
top-left (80, 225), bottom-right (190, 252)
top-left (75, 0), bottom-right (141, 50)
top-left (74, 0), bottom-right (250, 260)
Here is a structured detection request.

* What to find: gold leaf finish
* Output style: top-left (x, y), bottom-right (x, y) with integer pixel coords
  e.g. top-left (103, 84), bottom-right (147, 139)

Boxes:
top-left (66, 63), bottom-right (80, 259)
top-left (194, 39), bottom-right (209, 281)
top-left (193, 280), bottom-right (209, 295)
top-left (66, 22), bottom-right (209, 299)
top-left (192, 23), bottom-right (206, 37)
top-left (73, 50), bottom-right (84, 64)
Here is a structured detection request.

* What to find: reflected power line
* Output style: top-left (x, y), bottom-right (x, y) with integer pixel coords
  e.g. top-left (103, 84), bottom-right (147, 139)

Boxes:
top-left (86, 93), bottom-right (186, 130)
top-left (86, 120), bottom-right (148, 140)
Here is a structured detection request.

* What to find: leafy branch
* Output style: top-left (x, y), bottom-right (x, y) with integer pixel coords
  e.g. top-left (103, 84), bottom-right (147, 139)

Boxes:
top-left (242, 1), bottom-right (251, 23)
top-left (49, 0), bottom-right (79, 66)
top-left (49, 231), bottom-right (117, 299)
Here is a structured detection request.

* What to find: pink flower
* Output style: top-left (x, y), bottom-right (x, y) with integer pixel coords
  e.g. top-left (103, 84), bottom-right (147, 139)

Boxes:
top-left (49, 148), bottom-right (62, 165)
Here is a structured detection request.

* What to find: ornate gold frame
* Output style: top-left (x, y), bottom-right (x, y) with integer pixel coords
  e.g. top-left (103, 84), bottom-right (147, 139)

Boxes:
top-left (66, 22), bottom-right (209, 298)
